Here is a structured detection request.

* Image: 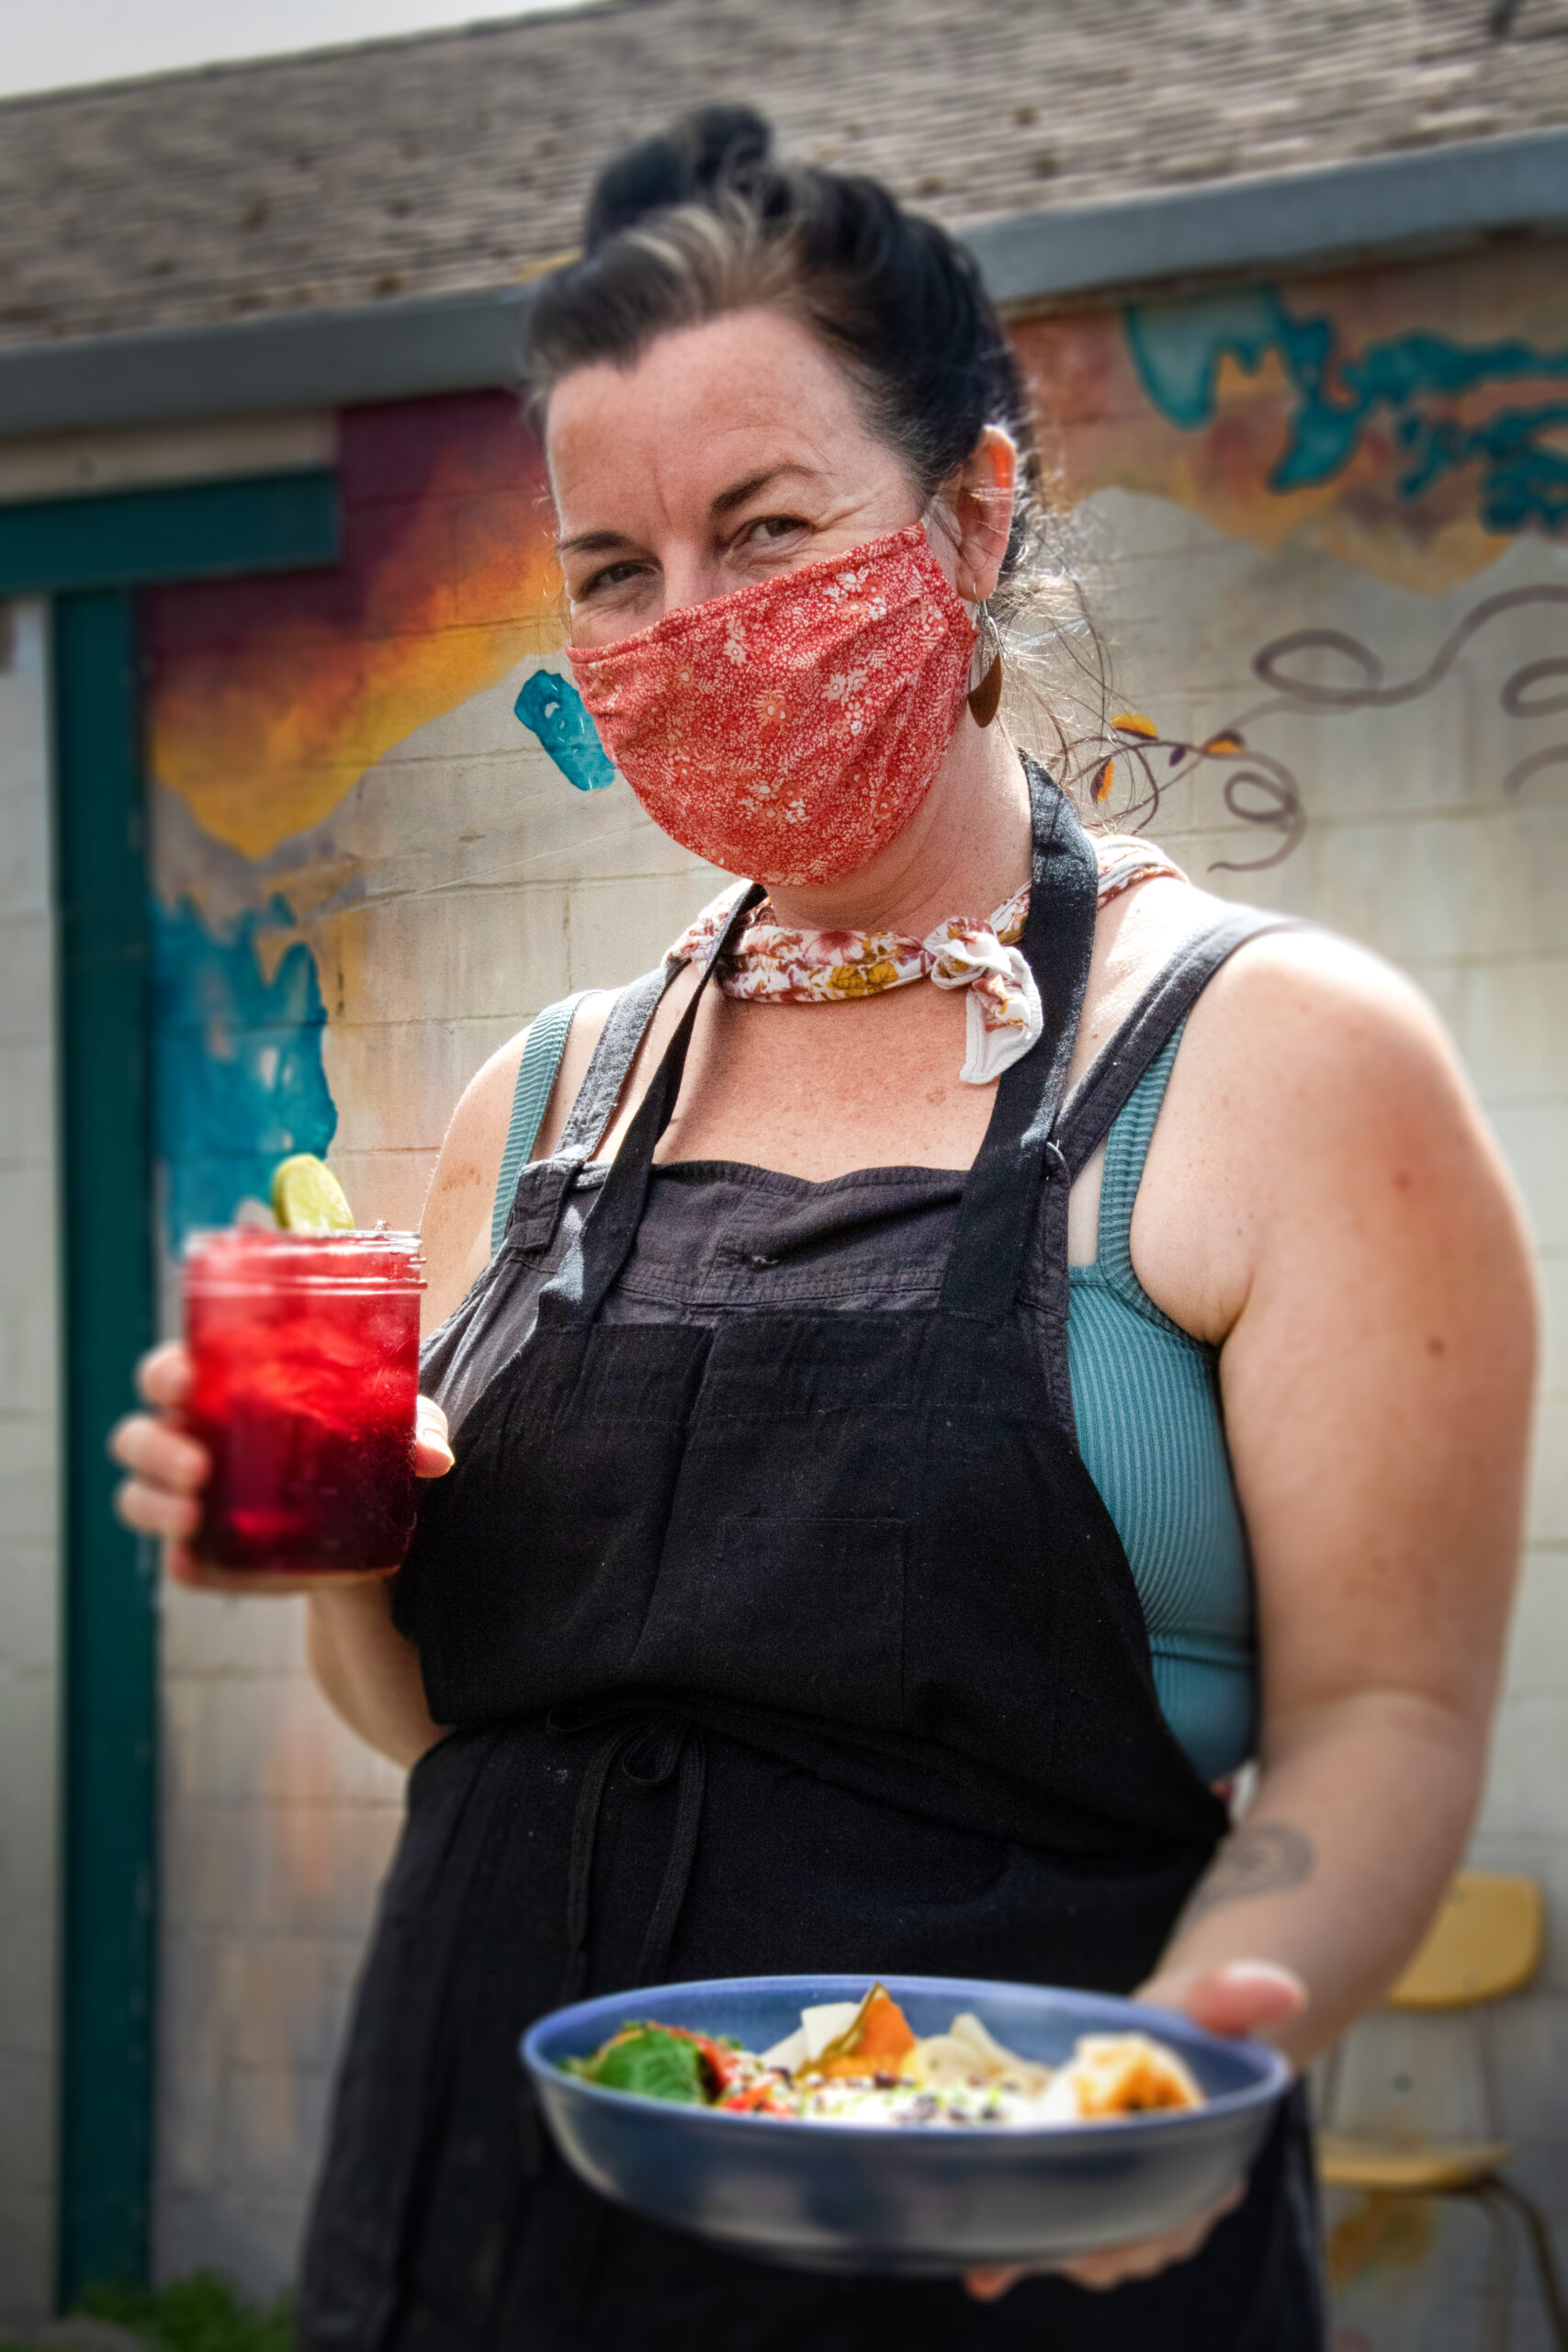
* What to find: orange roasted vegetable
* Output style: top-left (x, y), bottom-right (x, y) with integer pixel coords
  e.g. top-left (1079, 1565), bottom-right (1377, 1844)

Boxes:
top-left (1062, 2033), bottom-right (1201, 2118)
top-left (800, 1983), bottom-right (919, 2081)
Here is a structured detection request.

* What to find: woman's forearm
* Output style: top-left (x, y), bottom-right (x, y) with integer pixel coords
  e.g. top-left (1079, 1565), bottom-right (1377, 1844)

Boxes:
top-left (307, 1580), bottom-right (446, 1769)
top-left (1142, 1686), bottom-right (1491, 2066)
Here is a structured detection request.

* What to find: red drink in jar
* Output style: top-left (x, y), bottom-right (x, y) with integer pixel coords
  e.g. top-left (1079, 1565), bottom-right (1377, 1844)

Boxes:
top-left (183, 1227), bottom-right (425, 1572)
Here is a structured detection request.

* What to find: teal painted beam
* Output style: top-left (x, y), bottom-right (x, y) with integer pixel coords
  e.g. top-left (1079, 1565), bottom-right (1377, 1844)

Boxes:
top-left (52, 587), bottom-right (157, 2299)
top-left (37, 468), bottom-right (341, 2301)
top-left (0, 469), bottom-right (338, 595)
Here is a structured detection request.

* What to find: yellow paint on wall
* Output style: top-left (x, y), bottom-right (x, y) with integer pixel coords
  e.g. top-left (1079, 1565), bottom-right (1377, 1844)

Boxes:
top-left (152, 613), bottom-right (558, 859)
top-left (148, 401), bottom-right (564, 859)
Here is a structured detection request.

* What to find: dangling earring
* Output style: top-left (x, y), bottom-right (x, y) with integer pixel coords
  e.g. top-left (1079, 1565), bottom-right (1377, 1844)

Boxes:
top-left (967, 603), bottom-right (1003, 728)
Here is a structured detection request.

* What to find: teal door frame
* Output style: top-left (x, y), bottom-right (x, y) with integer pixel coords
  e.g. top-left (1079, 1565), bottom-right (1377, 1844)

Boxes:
top-left (0, 469), bottom-right (340, 2301)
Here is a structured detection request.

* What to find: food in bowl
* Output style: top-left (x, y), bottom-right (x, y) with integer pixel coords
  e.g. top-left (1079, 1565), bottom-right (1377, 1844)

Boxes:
top-left (563, 1980), bottom-right (1202, 2129)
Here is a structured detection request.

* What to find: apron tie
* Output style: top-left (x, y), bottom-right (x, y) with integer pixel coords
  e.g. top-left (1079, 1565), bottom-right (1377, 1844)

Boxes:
top-left (552, 1710), bottom-right (708, 2003)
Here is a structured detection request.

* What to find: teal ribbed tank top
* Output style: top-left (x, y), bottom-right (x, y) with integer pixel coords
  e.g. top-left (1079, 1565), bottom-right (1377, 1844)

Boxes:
top-left (492, 1004), bottom-right (1256, 1783)
top-left (1067, 1022), bottom-right (1255, 1783)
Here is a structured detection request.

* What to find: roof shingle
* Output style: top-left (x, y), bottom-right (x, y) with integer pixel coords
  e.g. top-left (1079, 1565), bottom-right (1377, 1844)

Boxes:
top-left (6, 0), bottom-right (1568, 350)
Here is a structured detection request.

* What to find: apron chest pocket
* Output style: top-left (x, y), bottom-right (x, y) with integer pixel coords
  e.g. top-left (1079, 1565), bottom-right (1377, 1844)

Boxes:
top-left (631, 1515), bottom-right (909, 1725)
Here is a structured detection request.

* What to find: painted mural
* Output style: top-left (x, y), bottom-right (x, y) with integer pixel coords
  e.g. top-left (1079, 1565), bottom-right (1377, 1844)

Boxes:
top-left (145, 240), bottom-right (1568, 2330)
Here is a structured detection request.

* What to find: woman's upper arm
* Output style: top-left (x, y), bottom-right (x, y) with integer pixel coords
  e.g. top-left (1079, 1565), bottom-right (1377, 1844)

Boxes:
top-left (419, 995), bottom-right (616, 1330)
top-left (1142, 931), bottom-right (1539, 1745)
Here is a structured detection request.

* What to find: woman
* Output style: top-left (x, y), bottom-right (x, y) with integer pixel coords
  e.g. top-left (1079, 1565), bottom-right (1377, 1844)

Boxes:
top-left (113, 108), bottom-right (1535, 2351)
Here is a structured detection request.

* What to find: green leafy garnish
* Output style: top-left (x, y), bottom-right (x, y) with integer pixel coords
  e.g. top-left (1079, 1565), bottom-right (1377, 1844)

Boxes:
top-left (567, 2023), bottom-right (708, 2104)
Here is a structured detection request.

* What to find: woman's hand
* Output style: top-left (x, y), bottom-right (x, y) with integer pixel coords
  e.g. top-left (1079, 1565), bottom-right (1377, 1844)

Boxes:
top-left (964, 1960), bottom-right (1303, 2302)
top-left (108, 1340), bottom-right (456, 1595)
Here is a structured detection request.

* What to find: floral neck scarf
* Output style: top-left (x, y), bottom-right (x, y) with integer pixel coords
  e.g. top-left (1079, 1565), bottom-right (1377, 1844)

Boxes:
top-left (669, 836), bottom-right (1187, 1085)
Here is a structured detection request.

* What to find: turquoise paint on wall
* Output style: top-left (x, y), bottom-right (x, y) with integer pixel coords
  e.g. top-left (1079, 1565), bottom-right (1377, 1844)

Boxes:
top-left (513, 667), bottom-right (615, 790)
top-left (152, 896), bottom-right (338, 1248)
top-left (1125, 286), bottom-right (1568, 530)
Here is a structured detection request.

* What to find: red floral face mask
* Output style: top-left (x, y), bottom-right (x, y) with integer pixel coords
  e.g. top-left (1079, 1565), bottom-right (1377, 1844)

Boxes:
top-left (567, 522), bottom-right (976, 888)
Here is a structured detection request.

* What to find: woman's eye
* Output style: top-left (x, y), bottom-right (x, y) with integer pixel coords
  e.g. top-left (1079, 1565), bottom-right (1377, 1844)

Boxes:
top-left (578, 560), bottom-right (649, 598)
top-left (744, 514), bottom-right (808, 548)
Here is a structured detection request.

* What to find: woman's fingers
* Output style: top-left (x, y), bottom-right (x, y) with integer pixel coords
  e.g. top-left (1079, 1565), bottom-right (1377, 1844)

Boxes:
top-left (136, 1340), bottom-right (193, 1410)
top-left (166, 1550), bottom-right (400, 1597)
top-left (113, 1342), bottom-right (208, 1544)
top-left (109, 1406), bottom-right (210, 1544)
top-left (964, 2177), bottom-right (1247, 2301)
top-left (964, 2266), bottom-right (1023, 2302)
top-left (109, 1409), bottom-right (208, 1491)
top-left (1183, 1961), bottom-right (1305, 2041)
top-left (114, 1475), bottom-right (202, 1542)
top-left (1143, 1959), bottom-right (1306, 2042)
top-left (415, 1395), bottom-right (455, 1478)
top-left (1052, 2179), bottom-right (1246, 2291)
top-left (114, 1351), bottom-right (449, 1578)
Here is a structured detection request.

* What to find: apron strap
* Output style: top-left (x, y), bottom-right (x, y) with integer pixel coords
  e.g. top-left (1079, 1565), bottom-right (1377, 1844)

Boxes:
top-left (939, 759), bottom-right (1100, 1324)
top-left (501, 966), bottom-right (680, 1263)
top-left (556, 961), bottom-right (678, 1159)
top-left (540, 886), bottom-right (764, 1322)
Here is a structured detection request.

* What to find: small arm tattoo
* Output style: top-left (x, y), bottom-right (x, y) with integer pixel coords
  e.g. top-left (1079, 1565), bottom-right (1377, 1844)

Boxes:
top-left (1181, 1821), bottom-right (1315, 1923)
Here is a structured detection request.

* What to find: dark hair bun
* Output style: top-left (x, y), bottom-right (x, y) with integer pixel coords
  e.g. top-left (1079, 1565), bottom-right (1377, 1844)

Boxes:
top-left (584, 105), bottom-right (773, 252)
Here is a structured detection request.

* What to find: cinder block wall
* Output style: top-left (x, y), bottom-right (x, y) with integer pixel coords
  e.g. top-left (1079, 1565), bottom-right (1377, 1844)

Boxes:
top-left (0, 598), bottom-right (61, 2322)
top-left (1092, 487), bottom-right (1568, 2347)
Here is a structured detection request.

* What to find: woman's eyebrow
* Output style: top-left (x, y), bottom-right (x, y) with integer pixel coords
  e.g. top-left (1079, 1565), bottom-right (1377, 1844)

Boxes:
top-left (557, 466), bottom-right (826, 556)
top-left (709, 465), bottom-right (823, 516)
top-left (556, 527), bottom-right (636, 559)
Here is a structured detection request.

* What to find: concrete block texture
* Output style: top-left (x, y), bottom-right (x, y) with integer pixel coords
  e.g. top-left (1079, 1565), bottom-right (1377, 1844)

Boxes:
top-left (0, 601), bottom-right (56, 2324)
top-left (155, 1659), bottom-right (403, 2291)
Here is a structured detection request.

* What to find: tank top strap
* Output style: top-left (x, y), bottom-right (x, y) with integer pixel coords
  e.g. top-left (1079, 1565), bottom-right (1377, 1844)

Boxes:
top-left (1058, 905), bottom-right (1294, 1182)
top-left (1092, 1024), bottom-right (1187, 1332)
top-left (490, 990), bottom-right (590, 1256)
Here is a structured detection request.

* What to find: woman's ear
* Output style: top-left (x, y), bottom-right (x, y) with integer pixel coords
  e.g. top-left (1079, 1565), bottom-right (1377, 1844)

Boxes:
top-left (951, 426), bottom-right (1019, 603)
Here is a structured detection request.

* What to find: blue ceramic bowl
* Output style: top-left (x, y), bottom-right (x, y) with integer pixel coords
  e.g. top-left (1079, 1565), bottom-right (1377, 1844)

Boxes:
top-left (522, 1973), bottom-right (1292, 2275)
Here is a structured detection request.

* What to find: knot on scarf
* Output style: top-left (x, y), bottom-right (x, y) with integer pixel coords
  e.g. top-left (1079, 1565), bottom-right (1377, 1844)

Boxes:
top-left (921, 914), bottom-right (1043, 1083)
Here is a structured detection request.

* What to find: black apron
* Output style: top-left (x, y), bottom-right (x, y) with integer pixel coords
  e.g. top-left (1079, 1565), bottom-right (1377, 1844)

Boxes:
top-left (300, 768), bottom-right (1325, 2351)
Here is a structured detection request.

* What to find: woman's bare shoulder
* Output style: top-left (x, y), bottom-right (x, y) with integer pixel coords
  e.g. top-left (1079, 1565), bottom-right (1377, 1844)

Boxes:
top-left (1186, 915), bottom-right (1461, 1103)
top-left (1139, 910), bottom-right (1531, 1343)
top-left (419, 992), bottom-right (619, 1326)
top-left (1097, 875), bottom-right (1455, 1093)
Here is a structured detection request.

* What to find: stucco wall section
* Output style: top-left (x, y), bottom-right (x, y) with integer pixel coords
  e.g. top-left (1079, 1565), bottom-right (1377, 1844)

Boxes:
top-left (0, 598), bottom-right (60, 2324)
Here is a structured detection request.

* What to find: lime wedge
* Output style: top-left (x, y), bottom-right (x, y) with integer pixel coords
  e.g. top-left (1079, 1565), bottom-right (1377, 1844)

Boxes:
top-left (271, 1154), bottom-right (355, 1233)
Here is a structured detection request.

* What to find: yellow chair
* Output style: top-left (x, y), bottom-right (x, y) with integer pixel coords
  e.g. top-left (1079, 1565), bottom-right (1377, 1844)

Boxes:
top-left (1319, 1872), bottom-right (1566, 2350)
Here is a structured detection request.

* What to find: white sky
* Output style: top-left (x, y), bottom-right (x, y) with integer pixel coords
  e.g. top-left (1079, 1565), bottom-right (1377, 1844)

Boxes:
top-left (0, 0), bottom-right (599, 99)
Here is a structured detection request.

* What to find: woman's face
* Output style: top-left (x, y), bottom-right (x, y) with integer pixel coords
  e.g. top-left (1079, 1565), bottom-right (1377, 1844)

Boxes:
top-left (546, 307), bottom-right (929, 648)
